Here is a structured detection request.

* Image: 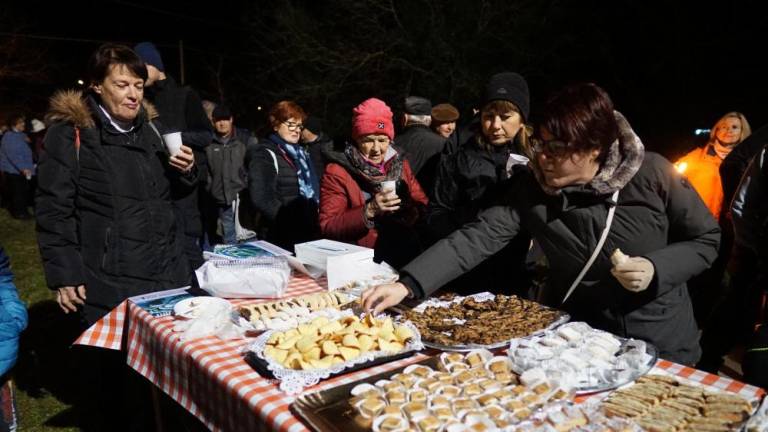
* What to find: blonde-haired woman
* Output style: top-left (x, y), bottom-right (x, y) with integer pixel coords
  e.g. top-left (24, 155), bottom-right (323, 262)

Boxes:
top-left (676, 112), bottom-right (751, 220)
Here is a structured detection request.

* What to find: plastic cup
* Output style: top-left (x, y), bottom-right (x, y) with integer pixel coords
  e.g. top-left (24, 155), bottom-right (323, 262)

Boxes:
top-left (379, 180), bottom-right (397, 198)
top-left (162, 132), bottom-right (183, 156)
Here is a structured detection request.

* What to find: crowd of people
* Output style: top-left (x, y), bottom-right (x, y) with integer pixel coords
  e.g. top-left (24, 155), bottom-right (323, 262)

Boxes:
top-left (2, 40), bottom-right (768, 430)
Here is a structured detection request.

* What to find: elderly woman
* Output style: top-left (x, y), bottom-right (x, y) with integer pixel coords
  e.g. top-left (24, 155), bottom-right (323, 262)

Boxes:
top-left (364, 83), bottom-right (720, 365)
top-left (36, 43), bottom-right (195, 430)
top-left (427, 72), bottom-right (533, 296)
top-left (319, 98), bottom-right (428, 268)
top-left (676, 112), bottom-right (751, 220)
top-left (246, 101), bottom-right (320, 251)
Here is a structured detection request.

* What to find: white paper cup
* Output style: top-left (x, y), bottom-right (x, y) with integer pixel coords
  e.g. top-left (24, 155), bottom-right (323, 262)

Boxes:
top-left (379, 180), bottom-right (397, 194)
top-left (162, 132), bottom-right (183, 156)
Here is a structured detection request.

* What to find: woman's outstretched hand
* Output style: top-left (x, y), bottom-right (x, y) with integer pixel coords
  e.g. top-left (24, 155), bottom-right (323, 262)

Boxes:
top-left (360, 282), bottom-right (410, 315)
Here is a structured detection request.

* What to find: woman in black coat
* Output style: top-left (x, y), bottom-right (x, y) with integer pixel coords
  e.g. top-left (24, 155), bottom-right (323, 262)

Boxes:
top-left (36, 44), bottom-right (196, 325)
top-left (245, 100), bottom-right (320, 251)
top-left (364, 83), bottom-right (720, 365)
top-left (35, 43), bottom-right (197, 432)
top-left (427, 72), bottom-right (533, 296)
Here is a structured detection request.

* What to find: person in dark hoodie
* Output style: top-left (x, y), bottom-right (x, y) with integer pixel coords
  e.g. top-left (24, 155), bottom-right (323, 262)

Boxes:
top-left (319, 98), bottom-right (429, 268)
top-left (36, 43), bottom-right (195, 431)
top-left (363, 83), bottom-right (720, 365)
top-left (426, 72), bottom-right (533, 296)
top-left (134, 41), bottom-right (213, 270)
top-left (204, 105), bottom-right (250, 245)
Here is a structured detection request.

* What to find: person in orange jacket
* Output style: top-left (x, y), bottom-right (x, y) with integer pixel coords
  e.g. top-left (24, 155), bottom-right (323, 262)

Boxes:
top-left (677, 112), bottom-right (752, 330)
top-left (676, 112), bottom-right (751, 220)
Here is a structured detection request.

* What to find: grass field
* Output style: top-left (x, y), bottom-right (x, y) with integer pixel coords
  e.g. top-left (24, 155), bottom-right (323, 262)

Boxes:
top-left (1, 211), bottom-right (80, 431)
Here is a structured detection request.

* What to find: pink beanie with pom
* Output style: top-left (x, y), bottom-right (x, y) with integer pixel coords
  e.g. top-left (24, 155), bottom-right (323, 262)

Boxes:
top-left (351, 98), bottom-right (395, 141)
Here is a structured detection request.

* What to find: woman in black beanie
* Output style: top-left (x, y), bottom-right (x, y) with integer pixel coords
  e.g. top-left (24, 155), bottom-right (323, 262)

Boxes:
top-left (424, 72), bottom-right (534, 296)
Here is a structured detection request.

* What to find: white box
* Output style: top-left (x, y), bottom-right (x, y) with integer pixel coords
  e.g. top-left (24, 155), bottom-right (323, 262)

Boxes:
top-left (294, 239), bottom-right (373, 270)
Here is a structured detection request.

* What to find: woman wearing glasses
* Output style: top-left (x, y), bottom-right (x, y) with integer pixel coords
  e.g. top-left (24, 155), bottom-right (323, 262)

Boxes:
top-left (363, 83), bottom-right (720, 365)
top-left (319, 98), bottom-right (428, 268)
top-left (245, 100), bottom-right (320, 250)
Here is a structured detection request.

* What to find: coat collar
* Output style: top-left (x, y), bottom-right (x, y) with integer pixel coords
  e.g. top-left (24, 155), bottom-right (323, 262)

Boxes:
top-left (531, 111), bottom-right (645, 197)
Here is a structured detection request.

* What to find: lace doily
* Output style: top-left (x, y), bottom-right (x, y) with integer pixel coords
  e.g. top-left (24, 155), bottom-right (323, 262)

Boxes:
top-left (244, 309), bottom-right (424, 394)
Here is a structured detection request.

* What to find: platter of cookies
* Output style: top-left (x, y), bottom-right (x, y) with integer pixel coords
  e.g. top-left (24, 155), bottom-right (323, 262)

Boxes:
top-left (507, 321), bottom-right (657, 394)
top-left (238, 291), bottom-right (355, 331)
top-left (244, 310), bottom-right (423, 394)
top-left (400, 293), bottom-right (568, 351)
top-left (291, 349), bottom-right (574, 432)
top-left (601, 374), bottom-right (756, 431)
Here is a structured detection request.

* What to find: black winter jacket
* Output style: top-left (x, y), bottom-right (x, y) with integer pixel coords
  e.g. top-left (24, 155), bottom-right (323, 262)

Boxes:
top-left (427, 136), bottom-right (531, 295)
top-left (720, 123), bottom-right (768, 215)
top-left (245, 137), bottom-right (319, 251)
top-left (396, 125), bottom-right (446, 196)
top-left (144, 76), bottom-right (213, 269)
top-left (401, 114), bottom-right (720, 365)
top-left (36, 91), bottom-right (193, 324)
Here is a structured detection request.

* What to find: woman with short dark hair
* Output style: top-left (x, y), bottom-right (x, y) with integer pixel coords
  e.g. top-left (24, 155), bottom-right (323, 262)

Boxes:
top-left (37, 43), bottom-right (196, 324)
top-left (36, 42), bottom-right (197, 431)
top-left (364, 83), bottom-right (720, 365)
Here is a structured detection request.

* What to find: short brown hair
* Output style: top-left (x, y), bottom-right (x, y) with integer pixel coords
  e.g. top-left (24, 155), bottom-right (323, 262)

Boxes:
top-left (268, 101), bottom-right (307, 129)
top-left (540, 83), bottom-right (618, 159)
top-left (87, 43), bottom-right (148, 86)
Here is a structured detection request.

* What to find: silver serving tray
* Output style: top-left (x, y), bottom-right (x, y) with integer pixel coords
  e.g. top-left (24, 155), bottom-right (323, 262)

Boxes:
top-left (509, 335), bottom-right (659, 395)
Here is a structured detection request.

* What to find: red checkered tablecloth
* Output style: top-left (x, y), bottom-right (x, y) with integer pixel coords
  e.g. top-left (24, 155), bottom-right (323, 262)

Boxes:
top-left (75, 276), bottom-right (430, 431)
top-left (75, 276), bottom-right (765, 431)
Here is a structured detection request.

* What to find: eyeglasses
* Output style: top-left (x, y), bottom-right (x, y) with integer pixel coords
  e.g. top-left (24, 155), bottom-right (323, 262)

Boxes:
top-left (282, 121), bottom-right (305, 131)
top-left (531, 138), bottom-right (571, 158)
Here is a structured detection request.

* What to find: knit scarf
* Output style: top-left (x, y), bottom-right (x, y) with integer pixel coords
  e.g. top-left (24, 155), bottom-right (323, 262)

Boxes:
top-left (270, 133), bottom-right (319, 203)
top-left (713, 140), bottom-right (735, 160)
top-left (344, 144), bottom-right (403, 187)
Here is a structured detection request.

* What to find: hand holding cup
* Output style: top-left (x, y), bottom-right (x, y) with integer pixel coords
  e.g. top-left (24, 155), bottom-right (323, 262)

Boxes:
top-left (366, 180), bottom-right (401, 218)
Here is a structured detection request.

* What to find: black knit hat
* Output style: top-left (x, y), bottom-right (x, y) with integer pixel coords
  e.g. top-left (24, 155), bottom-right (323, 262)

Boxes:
top-left (304, 116), bottom-right (323, 135)
top-left (482, 72), bottom-right (530, 120)
top-left (212, 105), bottom-right (232, 121)
top-left (403, 96), bottom-right (432, 116)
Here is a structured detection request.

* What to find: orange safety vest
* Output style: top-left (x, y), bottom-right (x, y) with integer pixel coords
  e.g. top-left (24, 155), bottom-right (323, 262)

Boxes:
top-left (676, 145), bottom-right (723, 219)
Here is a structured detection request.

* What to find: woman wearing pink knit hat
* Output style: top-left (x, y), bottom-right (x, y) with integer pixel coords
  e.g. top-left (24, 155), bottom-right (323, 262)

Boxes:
top-left (319, 98), bottom-right (429, 268)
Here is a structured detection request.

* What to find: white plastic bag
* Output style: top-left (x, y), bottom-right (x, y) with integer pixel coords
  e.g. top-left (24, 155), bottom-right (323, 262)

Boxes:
top-left (173, 298), bottom-right (245, 341)
top-left (195, 257), bottom-right (291, 298)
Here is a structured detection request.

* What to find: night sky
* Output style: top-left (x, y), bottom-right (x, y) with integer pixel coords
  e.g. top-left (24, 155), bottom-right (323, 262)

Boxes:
top-left (2, 0), bottom-right (767, 160)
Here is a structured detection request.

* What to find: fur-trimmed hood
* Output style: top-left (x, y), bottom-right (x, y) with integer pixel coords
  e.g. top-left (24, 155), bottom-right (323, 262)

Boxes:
top-left (45, 89), bottom-right (159, 129)
top-left (531, 111), bottom-right (645, 195)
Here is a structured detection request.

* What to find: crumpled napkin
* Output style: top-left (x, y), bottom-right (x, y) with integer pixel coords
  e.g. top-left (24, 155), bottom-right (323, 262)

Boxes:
top-left (173, 299), bottom-right (245, 341)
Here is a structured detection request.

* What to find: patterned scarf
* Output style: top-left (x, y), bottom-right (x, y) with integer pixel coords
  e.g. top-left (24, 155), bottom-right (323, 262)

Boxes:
top-left (344, 144), bottom-right (404, 187)
top-left (713, 140), bottom-right (735, 160)
top-left (270, 133), bottom-right (319, 203)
